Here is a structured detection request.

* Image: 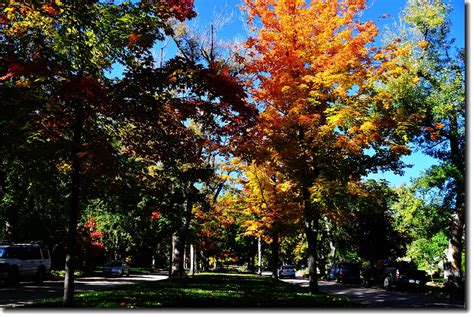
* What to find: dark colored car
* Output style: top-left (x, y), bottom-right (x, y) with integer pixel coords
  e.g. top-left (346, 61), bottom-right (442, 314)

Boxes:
top-left (103, 260), bottom-right (130, 277)
top-left (362, 260), bottom-right (428, 290)
top-left (327, 262), bottom-right (361, 284)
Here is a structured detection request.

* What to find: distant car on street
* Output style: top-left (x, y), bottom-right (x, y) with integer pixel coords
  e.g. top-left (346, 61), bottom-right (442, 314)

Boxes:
top-left (103, 260), bottom-right (130, 277)
top-left (278, 265), bottom-right (296, 279)
top-left (327, 262), bottom-right (361, 284)
top-left (362, 260), bottom-right (428, 290)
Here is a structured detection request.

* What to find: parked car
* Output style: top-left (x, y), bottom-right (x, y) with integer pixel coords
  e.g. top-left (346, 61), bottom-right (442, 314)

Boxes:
top-left (327, 262), bottom-right (361, 284)
top-left (0, 241), bottom-right (51, 285)
top-left (278, 265), bottom-right (296, 279)
top-left (362, 260), bottom-right (428, 290)
top-left (103, 260), bottom-right (130, 277)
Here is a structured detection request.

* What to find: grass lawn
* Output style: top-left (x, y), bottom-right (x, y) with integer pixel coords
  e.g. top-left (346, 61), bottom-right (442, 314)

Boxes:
top-left (28, 272), bottom-right (361, 308)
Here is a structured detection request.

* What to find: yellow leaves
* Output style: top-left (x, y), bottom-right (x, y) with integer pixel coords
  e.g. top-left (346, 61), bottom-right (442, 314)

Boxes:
top-left (4, 7), bottom-right (16, 20)
top-left (15, 78), bottom-right (31, 88)
top-left (57, 162), bottom-right (71, 174)
top-left (360, 121), bottom-right (375, 133)
top-left (374, 53), bottom-right (385, 60)
top-left (218, 174), bottom-right (234, 182)
top-left (147, 165), bottom-right (162, 177)
top-left (417, 40), bottom-right (428, 50)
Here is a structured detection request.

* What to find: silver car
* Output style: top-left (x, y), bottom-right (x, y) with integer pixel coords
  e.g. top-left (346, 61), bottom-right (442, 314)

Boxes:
top-left (103, 260), bottom-right (130, 277)
top-left (278, 265), bottom-right (296, 279)
top-left (0, 242), bottom-right (51, 285)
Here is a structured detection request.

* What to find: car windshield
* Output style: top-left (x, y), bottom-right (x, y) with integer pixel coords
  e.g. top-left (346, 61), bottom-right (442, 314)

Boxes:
top-left (108, 261), bottom-right (123, 266)
top-left (392, 261), bottom-right (417, 270)
top-left (341, 263), bottom-right (359, 270)
top-left (282, 266), bottom-right (293, 270)
top-left (0, 247), bottom-right (6, 258)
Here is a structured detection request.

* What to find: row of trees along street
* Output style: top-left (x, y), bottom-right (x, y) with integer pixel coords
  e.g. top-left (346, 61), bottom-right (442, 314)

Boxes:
top-left (0, 0), bottom-right (464, 306)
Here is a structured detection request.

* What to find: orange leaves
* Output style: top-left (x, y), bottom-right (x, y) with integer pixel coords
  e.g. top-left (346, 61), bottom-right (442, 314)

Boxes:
top-left (243, 0), bottom-right (380, 117)
top-left (417, 40), bottom-right (428, 50)
top-left (424, 122), bottom-right (445, 141)
top-left (41, 3), bottom-right (60, 16)
top-left (127, 31), bottom-right (154, 49)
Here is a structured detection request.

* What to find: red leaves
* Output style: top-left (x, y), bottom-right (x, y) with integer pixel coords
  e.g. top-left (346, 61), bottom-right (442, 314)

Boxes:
top-left (0, 13), bottom-right (8, 25)
top-left (166, 0), bottom-right (196, 21)
top-left (62, 75), bottom-right (107, 104)
top-left (151, 210), bottom-right (161, 221)
top-left (127, 31), bottom-right (154, 49)
top-left (78, 217), bottom-right (106, 258)
top-left (0, 59), bottom-right (44, 81)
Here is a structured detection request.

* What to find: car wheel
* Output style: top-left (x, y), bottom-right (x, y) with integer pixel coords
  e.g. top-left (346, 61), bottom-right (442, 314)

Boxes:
top-left (35, 267), bottom-right (45, 284)
top-left (383, 276), bottom-right (392, 290)
top-left (7, 267), bottom-right (19, 286)
top-left (362, 279), bottom-right (370, 288)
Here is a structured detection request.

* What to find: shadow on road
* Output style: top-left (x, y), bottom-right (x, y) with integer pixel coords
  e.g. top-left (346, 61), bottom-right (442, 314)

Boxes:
top-left (0, 273), bottom-right (168, 308)
top-left (280, 276), bottom-right (465, 309)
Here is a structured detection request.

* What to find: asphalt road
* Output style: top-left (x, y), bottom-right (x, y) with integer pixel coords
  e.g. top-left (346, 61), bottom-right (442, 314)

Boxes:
top-left (282, 276), bottom-right (465, 309)
top-left (0, 273), bottom-right (168, 308)
top-left (1, 272), bottom-right (465, 309)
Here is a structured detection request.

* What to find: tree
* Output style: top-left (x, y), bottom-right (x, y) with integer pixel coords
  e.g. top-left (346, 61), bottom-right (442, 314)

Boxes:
top-left (240, 0), bottom-right (416, 293)
top-left (394, 0), bottom-right (465, 288)
top-left (236, 160), bottom-right (300, 278)
top-left (0, 0), bottom-right (196, 306)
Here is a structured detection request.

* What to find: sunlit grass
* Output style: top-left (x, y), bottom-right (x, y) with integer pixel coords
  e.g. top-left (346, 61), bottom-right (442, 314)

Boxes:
top-left (28, 273), bottom-right (361, 308)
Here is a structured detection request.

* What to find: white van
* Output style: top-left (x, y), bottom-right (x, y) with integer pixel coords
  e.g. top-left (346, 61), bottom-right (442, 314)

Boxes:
top-left (0, 242), bottom-right (51, 285)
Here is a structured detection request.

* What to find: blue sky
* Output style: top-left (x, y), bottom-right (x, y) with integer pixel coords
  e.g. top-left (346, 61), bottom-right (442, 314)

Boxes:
top-left (186, 0), bottom-right (465, 187)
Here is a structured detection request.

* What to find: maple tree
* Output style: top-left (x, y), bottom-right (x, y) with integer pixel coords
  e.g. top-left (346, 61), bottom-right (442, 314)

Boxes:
top-left (77, 216), bottom-right (106, 272)
top-left (240, 0), bottom-right (418, 292)
top-left (109, 16), bottom-right (257, 277)
top-left (0, 0), bottom-right (197, 306)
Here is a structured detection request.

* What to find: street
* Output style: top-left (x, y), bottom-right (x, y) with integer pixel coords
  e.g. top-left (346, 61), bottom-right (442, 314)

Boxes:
top-left (282, 276), bottom-right (465, 308)
top-left (1, 273), bottom-right (465, 309)
top-left (0, 273), bottom-right (168, 308)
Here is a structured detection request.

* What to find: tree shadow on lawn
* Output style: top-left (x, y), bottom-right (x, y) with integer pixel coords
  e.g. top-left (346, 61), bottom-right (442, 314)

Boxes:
top-left (27, 273), bottom-right (360, 308)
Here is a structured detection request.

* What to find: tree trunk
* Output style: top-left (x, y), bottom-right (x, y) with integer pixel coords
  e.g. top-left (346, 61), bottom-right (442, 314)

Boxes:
top-left (445, 197), bottom-right (464, 288)
top-left (170, 193), bottom-right (193, 278)
top-left (170, 231), bottom-right (186, 277)
top-left (201, 251), bottom-right (208, 271)
top-left (303, 187), bottom-right (319, 294)
top-left (250, 239), bottom-right (256, 273)
top-left (305, 221), bottom-right (319, 293)
top-left (63, 115), bottom-right (84, 307)
top-left (257, 236), bottom-right (262, 275)
top-left (190, 244), bottom-right (195, 276)
top-left (271, 232), bottom-right (279, 279)
top-left (444, 115), bottom-right (465, 289)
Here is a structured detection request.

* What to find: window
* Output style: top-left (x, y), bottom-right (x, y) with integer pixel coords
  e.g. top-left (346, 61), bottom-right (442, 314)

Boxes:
top-left (41, 249), bottom-right (50, 259)
top-left (26, 247), bottom-right (42, 260)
